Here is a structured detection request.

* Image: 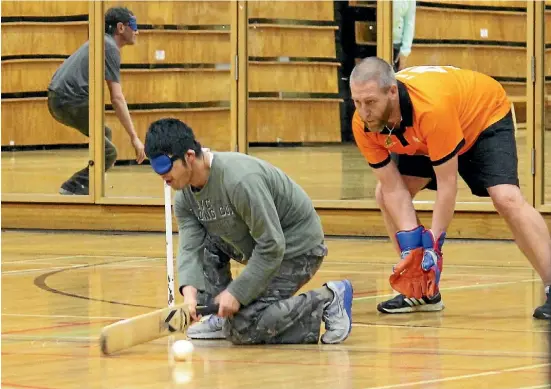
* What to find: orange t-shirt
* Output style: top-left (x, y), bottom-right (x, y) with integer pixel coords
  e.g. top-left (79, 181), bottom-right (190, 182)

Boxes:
top-left (352, 66), bottom-right (511, 168)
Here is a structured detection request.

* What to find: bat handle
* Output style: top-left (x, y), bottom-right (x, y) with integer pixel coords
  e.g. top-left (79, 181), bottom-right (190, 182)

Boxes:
top-left (196, 304), bottom-right (219, 316)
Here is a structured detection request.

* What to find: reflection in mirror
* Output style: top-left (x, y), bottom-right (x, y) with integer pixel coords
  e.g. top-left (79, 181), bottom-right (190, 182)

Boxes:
top-left (102, 1), bottom-right (235, 199)
top-left (246, 0), bottom-right (378, 201)
top-left (544, 1), bottom-right (551, 204)
top-left (1, 1), bottom-right (91, 197)
top-left (392, 0), bottom-right (528, 204)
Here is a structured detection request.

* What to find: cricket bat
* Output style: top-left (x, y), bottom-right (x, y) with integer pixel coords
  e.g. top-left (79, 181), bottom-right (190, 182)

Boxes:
top-left (100, 304), bottom-right (219, 355)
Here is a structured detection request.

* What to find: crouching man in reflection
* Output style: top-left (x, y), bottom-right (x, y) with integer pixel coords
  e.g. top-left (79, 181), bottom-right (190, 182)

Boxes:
top-left (47, 6), bottom-right (145, 195)
top-left (144, 117), bottom-right (353, 344)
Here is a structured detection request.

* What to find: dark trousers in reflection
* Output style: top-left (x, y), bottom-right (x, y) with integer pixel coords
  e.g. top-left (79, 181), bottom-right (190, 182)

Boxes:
top-left (47, 90), bottom-right (117, 195)
top-left (393, 44), bottom-right (401, 72)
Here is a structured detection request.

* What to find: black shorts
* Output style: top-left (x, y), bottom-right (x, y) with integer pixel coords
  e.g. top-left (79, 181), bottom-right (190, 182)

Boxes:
top-left (393, 110), bottom-right (519, 197)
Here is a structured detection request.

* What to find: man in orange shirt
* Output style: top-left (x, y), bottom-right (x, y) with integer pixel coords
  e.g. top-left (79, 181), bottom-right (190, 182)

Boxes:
top-left (351, 57), bottom-right (551, 319)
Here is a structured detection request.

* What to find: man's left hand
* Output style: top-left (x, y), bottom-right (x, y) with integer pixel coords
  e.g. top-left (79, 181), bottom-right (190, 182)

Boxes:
top-left (215, 290), bottom-right (241, 318)
top-left (421, 229), bottom-right (445, 293)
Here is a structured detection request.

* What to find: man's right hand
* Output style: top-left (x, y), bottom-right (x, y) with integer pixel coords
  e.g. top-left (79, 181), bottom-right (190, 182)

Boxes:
top-left (131, 136), bottom-right (146, 164)
top-left (182, 285), bottom-right (199, 321)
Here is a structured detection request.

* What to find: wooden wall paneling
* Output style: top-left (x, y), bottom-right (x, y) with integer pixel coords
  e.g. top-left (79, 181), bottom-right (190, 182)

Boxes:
top-left (104, 69), bottom-right (231, 105)
top-left (1, 1), bottom-right (88, 17)
top-left (502, 81), bottom-right (527, 97)
top-left (2, 59), bottom-right (64, 93)
top-left (106, 109), bottom-right (232, 160)
top-left (120, 31), bottom-right (231, 64)
top-left (1, 99), bottom-right (88, 146)
top-left (102, 1), bottom-right (231, 25)
top-left (1, 23), bottom-right (88, 57)
top-left (247, 1), bottom-right (335, 21)
top-left (408, 45), bottom-right (526, 79)
top-left (248, 26), bottom-right (337, 58)
top-left (1, 3), bottom-right (90, 148)
top-left (247, 100), bottom-right (341, 143)
top-left (248, 62), bottom-right (339, 93)
top-left (415, 7), bottom-right (526, 41)
top-left (423, 0), bottom-right (526, 8)
top-left (247, 3), bottom-right (341, 145)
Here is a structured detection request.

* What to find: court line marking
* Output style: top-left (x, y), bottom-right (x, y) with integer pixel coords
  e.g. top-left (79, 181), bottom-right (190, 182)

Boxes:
top-left (3, 313), bottom-right (544, 336)
top-left (352, 322), bottom-right (549, 334)
top-left (1, 255), bottom-right (84, 264)
top-left (354, 278), bottom-right (541, 301)
top-left (343, 345), bottom-right (549, 358)
top-left (33, 259), bottom-right (159, 309)
top-left (2, 335), bottom-right (94, 342)
top-left (2, 253), bottom-right (535, 270)
top-left (1, 313), bottom-right (125, 320)
top-left (1, 258), bottom-right (162, 275)
top-left (1, 382), bottom-right (57, 389)
top-left (363, 362), bottom-right (550, 389)
top-left (324, 261), bottom-right (535, 270)
top-left (318, 269), bottom-right (533, 279)
top-left (2, 334), bottom-right (547, 366)
top-left (1, 255), bottom-right (157, 265)
top-left (2, 320), bottom-right (113, 335)
top-left (2, 265), bottom-right (87, 275)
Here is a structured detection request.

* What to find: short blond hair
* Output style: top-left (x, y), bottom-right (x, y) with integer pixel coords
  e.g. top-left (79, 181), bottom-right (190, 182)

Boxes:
top-left (349, 57), bottom-right (396, 90)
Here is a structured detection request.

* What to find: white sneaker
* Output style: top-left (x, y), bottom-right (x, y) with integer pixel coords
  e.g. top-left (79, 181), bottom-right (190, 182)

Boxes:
top-left (321, 280), bottom-right (353, 344)
top-left (186, 314), bottom-right (226, 339)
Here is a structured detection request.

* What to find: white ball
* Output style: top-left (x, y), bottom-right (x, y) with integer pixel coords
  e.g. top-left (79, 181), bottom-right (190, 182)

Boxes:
top-left (172, 340), bottom-right (194, 362)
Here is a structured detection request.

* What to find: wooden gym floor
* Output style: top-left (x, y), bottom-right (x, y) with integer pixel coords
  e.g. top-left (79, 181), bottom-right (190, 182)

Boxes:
top-left (1, 230), bottom-right (549, 389)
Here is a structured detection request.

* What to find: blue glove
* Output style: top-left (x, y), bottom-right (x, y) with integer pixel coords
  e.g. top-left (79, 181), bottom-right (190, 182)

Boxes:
top-left (394, 225), bottom-right (424, 274)
top-left (396, 225), bottom-right (424, 258)
top-left (421, 229), bottom-right (445, 289)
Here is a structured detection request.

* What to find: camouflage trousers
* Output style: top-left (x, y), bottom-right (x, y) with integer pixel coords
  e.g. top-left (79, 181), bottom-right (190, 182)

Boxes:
top-left (198, 234), bottom-right (328, 345)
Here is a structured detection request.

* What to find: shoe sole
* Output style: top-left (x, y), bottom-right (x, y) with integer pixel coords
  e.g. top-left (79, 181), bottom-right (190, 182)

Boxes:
top-left (377, 300), bottom-right (444, 314)
top-left (533, 311), bottom-right (551, 320)
top-left (322, 280), bottom-right (354, 344)
top-left (59, 188), bottom-right (89, 196)
top-left (343, 280), bottom-right (353, 338)
top-left (59, 188), bottom-right (76, 195)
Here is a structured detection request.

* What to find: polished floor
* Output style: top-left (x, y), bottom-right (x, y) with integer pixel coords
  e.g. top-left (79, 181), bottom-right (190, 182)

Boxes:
top-left (1, 230), bottom-right (549, 389)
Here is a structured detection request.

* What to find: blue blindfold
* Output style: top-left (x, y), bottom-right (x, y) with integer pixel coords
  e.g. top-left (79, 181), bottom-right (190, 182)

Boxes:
top-left (150, 154), bottom-right (180, 175)
top-left (128, 16), bottom-right (138, 31)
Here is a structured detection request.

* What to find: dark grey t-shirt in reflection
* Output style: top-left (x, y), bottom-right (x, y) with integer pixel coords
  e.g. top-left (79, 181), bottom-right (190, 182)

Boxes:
top-left (48, 33), bottom-right (120, 107)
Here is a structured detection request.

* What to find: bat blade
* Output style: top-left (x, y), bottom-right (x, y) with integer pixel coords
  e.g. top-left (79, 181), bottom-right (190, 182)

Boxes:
top-left (99, 304), bottom-right (218, 355)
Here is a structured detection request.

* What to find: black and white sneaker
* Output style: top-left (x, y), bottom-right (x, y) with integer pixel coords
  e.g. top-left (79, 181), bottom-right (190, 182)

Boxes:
top-left (533, 293), bottom-right (551, 320)
top-left (377, 293), bottom-right (444, 314)
top-left (59, 181), bottom-right (88, 196)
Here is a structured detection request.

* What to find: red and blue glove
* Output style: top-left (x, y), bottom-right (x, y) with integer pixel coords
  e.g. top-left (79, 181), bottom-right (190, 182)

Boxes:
top-left (389, 226), bottom-right (444, 299)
